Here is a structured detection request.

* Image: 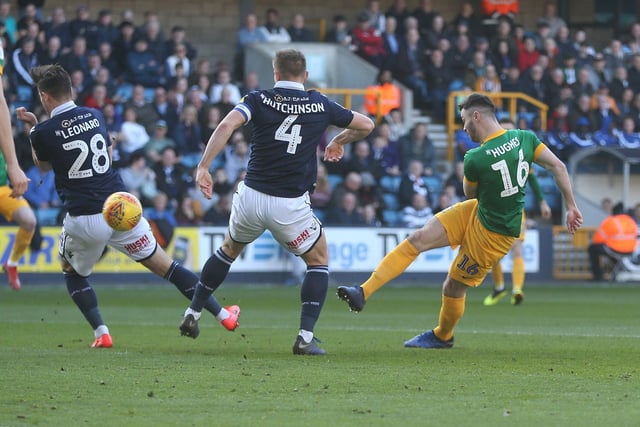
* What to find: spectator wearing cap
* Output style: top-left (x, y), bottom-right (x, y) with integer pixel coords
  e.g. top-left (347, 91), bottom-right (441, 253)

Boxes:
top-left (325, 14), bottom-right (352, 48)
top-left (146, 119), bottom-right (177, 164)
top-left (126, 36), bottom-right (164, 89)
top-left (89, 9), bottom-right (118, 51)
top-left (590, 53), bottom-right (612, 88)
top-left (113, 20), bottom-right (136, 74)
top-left (258, 8), bottom-right (290, 44)
top-left (69, 4), bottom-right (93, 40)
top-left (164, 25), bottom-right (197, 61)
top-left (532, 19), bottom-right (552, 51)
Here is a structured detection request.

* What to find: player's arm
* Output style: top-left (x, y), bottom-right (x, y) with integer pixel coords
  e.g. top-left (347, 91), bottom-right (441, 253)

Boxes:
top-left (0, 88), bottom-right (29, 197)
top-left (15, 107), bottom-right (52, 173)
top-left (527, 172), bottom-right (551, 219)
top-left (463, 176), bottom-right (478, 199)
top-left (462, 154), bottom-right (478, 199)
top-left (534, 146), bottom-right (582, 233)
top-left (324, 112), bottom-right (375, 162)
top-left (196, 109), bottom-right (245, 199)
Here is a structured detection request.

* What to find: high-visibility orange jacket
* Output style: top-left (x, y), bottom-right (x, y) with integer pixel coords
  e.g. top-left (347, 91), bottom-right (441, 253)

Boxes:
top-left (481, 0), bottom-right (519, 17)
top-left (364, 82), bottom-right (401, 116)
top-left (592, 214), bottom-right (638, 253)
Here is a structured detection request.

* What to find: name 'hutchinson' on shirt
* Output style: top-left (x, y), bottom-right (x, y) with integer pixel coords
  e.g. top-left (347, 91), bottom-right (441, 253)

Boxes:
top-left (55, 118), bottom-right (101, 139)
top-left (260, 93), bottom-right (325, 114)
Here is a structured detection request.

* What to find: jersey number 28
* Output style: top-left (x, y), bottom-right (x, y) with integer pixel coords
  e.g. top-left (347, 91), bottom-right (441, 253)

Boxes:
top-left (63, 134), bottom-right (110, 179)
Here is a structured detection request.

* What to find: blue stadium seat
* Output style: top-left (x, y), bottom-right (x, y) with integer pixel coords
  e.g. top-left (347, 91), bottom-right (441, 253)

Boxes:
top-left (423, 175), bottom-right (442, 191)
top-left (382, 193), bottom-right (399, 210)
top-left (327, 174), bottom-right (343, 189)
top-left (36, 208), bottom-right (61, 226)
top-left (383, 209), bottom-right (402, 226)
top-left (380, 175), bottom-right (401, 193)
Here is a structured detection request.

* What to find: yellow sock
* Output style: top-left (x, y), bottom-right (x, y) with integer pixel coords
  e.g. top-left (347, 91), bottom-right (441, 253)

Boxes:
top-left (433, 295), bottom-right (465, 341)
top-left (491, 262), bottom-right (504, 290)
top-left (512, 256), bottom-right (525, 293)
top-left (361, 239), bottom-right (419, 300)
top-left (9, 227), bottom-right (35, 264)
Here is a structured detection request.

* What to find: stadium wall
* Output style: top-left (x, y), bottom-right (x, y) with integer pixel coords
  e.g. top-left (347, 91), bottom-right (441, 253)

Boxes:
top-left (1, 225), bottom-right (554, 285)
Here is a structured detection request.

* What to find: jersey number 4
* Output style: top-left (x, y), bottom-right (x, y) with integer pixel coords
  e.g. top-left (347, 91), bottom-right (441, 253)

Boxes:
top-left (275, 114), bottom-right (302, 154)
top-left (490, 148), bottom-right (529, 197)
top-left (64, 134), bottom-right (110, 179)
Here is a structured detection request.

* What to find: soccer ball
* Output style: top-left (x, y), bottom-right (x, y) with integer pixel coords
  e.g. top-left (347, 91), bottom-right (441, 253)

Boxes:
top-left (102, 191), bottom-right (142, 231)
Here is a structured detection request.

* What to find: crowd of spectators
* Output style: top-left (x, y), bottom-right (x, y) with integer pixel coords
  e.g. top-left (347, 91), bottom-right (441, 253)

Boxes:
top-left (4, 1), bottom-right (640, 230)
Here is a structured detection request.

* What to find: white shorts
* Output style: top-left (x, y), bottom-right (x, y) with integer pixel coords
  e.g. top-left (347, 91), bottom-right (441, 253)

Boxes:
top-left (229, 181), bottom-right (322, 256)
top-left (59, 213), bottom-right (157, 277)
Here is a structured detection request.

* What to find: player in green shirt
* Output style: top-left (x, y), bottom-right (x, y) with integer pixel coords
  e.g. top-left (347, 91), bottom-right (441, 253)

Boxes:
top-left (483, 118), bottom-right (552, 306)
top-left (338, 93), bottom-right (583, 348)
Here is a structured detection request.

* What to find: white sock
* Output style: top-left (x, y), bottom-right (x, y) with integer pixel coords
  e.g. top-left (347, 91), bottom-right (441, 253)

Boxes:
top-left (298, 329), bottom-right (313, 343)
top-left (184, 307), bottom-right (201, 321)
top-left (94, 325), bottom-right (109, 338)
top-left (6, 259), bottom-right (18, 267)
top-left (215, 307), bottom-right (230, 322)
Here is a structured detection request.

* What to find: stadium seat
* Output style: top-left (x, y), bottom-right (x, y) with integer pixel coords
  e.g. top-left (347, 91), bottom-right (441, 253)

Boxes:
top-left (36, 208), bottom-right (61, 226)
top-left (382, 193), bottom-right (399, 211)
top-left (383, 209), bottom-right (402, 226)
top-left (423, 175), bottom-right (443, 194)
top-left (327, 174), bottom-right (343, 189)
top-left (380, 175), bottom-right (401, 193)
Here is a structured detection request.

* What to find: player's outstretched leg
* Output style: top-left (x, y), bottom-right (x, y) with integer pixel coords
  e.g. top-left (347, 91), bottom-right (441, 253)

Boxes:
top-left (180, 248), bottom-right (235, 338)
top-left (164, 260), bottom-right (239, 332)
top-left (336, 285), bottom-right (366, 312)
top-left (65, 271), bottom-right (112, 348)
top-left (293, 265), bottom-right (328, 355)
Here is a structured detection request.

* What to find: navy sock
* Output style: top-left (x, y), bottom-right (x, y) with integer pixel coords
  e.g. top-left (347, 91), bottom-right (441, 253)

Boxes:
top-left (165, 261), bottom-right (222, 316)
top-left (65, 272), bottom-right (103, 330)
top-left (299, 265), bottom-right (329, 332)
top-left (190, 248), bottom-right (233, 312)
top-left (200, 248), bottom-right (234, 291)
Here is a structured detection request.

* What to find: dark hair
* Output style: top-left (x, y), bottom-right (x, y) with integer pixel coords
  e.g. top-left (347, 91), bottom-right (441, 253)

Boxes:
top-left (613, 202), bottom-right (625, 215)
top-left (30, 64), bottom-right (72, 100)
top-left (498, 117), bottom-right (515, 126)
top-left (273, 49), bottom-right (306, 80)
top-left (457, 93), bottom-right (496, 114)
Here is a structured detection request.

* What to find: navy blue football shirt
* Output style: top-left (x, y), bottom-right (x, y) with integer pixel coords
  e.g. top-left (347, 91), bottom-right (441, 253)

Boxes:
top-left (235, 81), bottom-right (354, 197)
top-left (30, 101), bottom-right (126, 216)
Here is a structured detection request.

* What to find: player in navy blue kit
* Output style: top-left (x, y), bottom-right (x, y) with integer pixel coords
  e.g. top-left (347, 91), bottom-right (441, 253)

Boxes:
top-left (180, 49), bottom-right (374, 355)
top-left (16, 64), bottom-right (240, 348)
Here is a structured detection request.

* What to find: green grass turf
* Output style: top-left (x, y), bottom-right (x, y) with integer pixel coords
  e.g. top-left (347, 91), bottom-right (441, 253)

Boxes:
top-left (0, 281), bottom-right (639, 427)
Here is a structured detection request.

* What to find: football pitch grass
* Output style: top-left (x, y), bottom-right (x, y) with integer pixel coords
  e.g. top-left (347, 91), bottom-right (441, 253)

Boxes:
top-left (1, 281), bottom-right (638, 427)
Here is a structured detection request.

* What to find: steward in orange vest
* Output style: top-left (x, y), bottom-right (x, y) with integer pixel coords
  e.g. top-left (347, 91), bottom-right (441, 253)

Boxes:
top-left (588, 202), bottom-right (638, 280)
